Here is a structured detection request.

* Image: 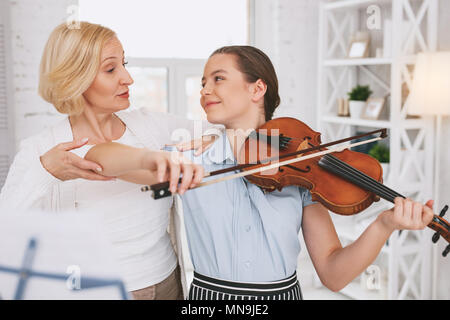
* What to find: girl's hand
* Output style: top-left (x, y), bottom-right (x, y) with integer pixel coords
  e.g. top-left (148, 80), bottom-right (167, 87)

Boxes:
top-left (379, 197), bottom-right (435, 232)
top-left (40, 138), bottom-right (115, 181)
top-left (143, 150), bottom-right (205, 195)
top-left (166, 134), bottom-right (218, 156)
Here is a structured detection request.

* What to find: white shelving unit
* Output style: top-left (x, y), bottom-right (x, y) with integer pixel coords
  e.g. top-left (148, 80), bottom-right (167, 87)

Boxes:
top-left (316, 0), bottom-right (437, 299)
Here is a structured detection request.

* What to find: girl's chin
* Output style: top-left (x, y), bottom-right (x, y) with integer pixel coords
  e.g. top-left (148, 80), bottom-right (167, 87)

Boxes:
top-left (205, 112), bottom-right (224, 125)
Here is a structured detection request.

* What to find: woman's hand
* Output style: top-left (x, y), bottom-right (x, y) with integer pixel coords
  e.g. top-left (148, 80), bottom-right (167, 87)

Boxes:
top-left (142, 150), bottom-right (205, 195)
top-left (40, 138), bottom-right (115, 181)
top-left (378, 197), bottom-right (435, 233)
top-left (166, 134), bottom-right (218, 156)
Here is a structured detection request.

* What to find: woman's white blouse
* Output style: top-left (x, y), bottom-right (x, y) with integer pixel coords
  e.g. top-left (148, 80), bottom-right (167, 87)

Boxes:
top-left (71, 128), bottom-right (177, 291)
top-left (0, 107), bottom-right (220, 293)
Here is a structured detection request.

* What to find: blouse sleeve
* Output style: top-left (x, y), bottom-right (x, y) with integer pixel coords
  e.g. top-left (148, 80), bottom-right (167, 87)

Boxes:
top-left (299, 187), bottom-right (317, 208)
top-left (0, 136), bottom-right (59, 211)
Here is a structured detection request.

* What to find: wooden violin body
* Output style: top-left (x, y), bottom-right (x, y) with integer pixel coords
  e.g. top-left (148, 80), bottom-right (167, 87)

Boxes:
top-left (239, 117), bottom-right (383, 215)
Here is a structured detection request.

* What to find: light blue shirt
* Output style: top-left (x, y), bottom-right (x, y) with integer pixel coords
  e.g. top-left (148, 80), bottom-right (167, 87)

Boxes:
top-left (177, 132), bottom-right (316, 282)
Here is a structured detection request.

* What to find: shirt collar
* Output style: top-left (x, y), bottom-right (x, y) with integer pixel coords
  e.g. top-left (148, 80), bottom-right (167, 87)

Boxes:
top-left (206, 131), bottom-right (236, 165)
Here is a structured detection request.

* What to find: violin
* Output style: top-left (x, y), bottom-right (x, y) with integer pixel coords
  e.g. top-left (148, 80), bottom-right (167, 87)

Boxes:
top-left (144, 117), bottom-right (450, 256)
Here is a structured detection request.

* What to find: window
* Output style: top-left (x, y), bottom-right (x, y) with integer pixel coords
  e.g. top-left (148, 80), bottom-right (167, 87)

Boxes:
top-left (79, 0), bottom-right (249, 119)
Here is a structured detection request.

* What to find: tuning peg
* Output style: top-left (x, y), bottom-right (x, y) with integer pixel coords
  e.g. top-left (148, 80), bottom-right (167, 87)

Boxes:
top-left (439, 205), bottom-right (448, 217)
top-left (443, 245), bottom-right (450, 257)
top-left (432, 232), bottom-right (440, 243)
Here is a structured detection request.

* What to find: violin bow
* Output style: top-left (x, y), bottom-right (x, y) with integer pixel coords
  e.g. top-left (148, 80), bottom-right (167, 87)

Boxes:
top-left (143, 128), bottom-right (387, 199)
top-left (143, 127), bottom-right (450, 255)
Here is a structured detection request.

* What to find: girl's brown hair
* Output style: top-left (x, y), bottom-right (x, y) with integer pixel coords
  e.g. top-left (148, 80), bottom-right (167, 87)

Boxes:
top-left (211, 46), bottom-right (280, 121)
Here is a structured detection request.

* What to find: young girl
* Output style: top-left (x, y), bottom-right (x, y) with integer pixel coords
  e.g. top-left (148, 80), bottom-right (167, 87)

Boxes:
top-left (86, 45), bottom-right (435, 300)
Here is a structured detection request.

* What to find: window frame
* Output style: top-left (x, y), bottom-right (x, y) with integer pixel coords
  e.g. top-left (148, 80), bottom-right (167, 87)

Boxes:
top-left (126, 57), bottom-right (206, 117)
top-left (117, 0), bottom-right (255, 119)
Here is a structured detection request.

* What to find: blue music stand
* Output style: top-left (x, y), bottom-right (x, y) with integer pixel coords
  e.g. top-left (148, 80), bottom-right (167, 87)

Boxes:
top-left (0, 237), bottom-right (128, 300)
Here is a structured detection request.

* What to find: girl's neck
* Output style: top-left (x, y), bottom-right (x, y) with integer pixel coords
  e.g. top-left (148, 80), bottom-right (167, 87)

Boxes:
top-left (225, 112), bottom-right (266, 160)
top-left (69, 107), bottom-right (126, 144)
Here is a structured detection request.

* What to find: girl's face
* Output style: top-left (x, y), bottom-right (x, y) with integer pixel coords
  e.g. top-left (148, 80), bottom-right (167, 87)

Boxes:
top-left (83, 37), bottom-right (134, 114)
top-left (200, 53), bottom-right (258, 127)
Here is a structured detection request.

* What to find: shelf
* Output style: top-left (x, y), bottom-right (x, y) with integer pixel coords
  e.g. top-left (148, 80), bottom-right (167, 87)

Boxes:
top-left (317, 0), bottom-right (437, 300)
top-left (321, 115), bottom-right (391, 128)
top-left (321, 115), bottom-right (431, 129)
top-left (324, 58), bottom-right (392, 67)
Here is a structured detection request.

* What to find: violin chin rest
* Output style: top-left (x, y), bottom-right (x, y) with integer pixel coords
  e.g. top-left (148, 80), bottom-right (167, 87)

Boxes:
top-left (373, 194), bottom-right (381, 202)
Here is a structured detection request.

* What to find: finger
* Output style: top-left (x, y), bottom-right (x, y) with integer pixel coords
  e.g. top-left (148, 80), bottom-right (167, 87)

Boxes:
top-left (195, 137), bottom-right (215, 156)
top-left (425, 199), bottom-right (434, 209)
top-left (393, 197), bottom-right (403, 224)
top-left (412, 201), bottom-right (423, 229)
top-left (168, 162), bottom-right (181, 194)
top-left (194, 146), bottom-right (203, 157)
top-left (169, 151), bottom-right (184, 165)
top-left (422, 205), bottom-right (434, 225)
top-left (175, 142), bottom-right (189, 152)
top-left (178, 138), bottom-right (203, 152)
top-left (156, 159), bottom-right (167, 183)
top-left (203, 140), bottom-right (215, 151)
top-left (69, 154), bottom-right (103, 172)
top-left (60, 138), bottom-right (89, 151)
top-left (190, 165), bottom-right (205, 188)
top-left (403, 198), bottom-right (413, 221)
top-left (176, 140), bottom-right (195, 152)
top-left (179, 164), bottom-right (194, 195)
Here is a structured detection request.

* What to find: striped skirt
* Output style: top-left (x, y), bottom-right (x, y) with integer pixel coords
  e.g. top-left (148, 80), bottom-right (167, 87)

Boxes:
top-left (188, 271), bottom-right (303, 300)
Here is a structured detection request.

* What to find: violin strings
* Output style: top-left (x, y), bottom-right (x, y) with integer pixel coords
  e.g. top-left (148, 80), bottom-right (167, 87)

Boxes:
top-left (319, 154), bottom-right (403, 203)
top-left (325, 154), bottom-right (405, 200)
top-left (319, 156), bottom-right (395, 202)
top-left (323, 154), bottom-right (402, 202)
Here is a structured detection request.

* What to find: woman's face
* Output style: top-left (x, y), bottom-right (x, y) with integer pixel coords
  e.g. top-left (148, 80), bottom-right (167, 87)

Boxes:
top-left (200, 53), bottom-right (255, 126)
top-left (83, 37), bottom-right (134, 114)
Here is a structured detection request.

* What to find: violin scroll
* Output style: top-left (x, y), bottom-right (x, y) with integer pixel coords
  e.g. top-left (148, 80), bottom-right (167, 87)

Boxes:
top-left (429, 205), bottom-right (450, 257)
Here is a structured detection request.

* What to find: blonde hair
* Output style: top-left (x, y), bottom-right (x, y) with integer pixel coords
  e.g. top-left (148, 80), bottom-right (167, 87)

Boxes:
top-left (39, 21), bottom-right (116, 115)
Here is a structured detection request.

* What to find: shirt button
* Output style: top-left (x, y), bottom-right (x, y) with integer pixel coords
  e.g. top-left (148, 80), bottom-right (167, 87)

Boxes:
top-left (245, 225), bottom-right (251, 232)
top-left (245, 261), bottom-right (251, 268)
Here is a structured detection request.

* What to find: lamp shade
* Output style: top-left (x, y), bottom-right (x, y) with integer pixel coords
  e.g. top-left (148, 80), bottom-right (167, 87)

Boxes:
top-left (408, 52), bottom-right (450, 116)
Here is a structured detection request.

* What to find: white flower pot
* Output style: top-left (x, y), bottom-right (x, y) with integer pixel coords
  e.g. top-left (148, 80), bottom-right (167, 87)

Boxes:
top-left (349, 100), bottom-right (366, 119)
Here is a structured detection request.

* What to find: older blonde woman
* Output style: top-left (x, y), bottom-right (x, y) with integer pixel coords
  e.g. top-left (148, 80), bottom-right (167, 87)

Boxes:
top-left (0, 21), bottom-right (215, 299)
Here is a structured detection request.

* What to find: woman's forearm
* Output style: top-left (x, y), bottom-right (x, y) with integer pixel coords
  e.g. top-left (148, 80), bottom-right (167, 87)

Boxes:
top-left (85, 142), bottom-right (205, 193)
top-left (323, 213), bottom-right (393, 291)
top-left (85, 142), bottom-right (149, 176)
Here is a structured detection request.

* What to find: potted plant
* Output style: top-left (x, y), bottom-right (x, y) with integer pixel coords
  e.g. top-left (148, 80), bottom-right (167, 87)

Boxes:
top-left (368, 143), bottom-right (390, 180)
top-left (347, 85), bottom-right (373, 118)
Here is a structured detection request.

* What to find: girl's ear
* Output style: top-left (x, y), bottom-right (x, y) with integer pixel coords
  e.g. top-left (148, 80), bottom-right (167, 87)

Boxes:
top-left (250, 79), bottom-right (267, 103)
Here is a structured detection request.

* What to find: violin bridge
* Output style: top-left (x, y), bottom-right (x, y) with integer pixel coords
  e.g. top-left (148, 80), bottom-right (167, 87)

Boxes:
top-left (296, 140), bottom-right (310, 158)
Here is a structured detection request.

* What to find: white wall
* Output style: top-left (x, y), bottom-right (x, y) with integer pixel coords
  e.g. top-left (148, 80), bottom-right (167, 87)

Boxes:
top-left (9, 0), bottom-right (76, 147)
top-left (253, 0), bottom-right (320, 126)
